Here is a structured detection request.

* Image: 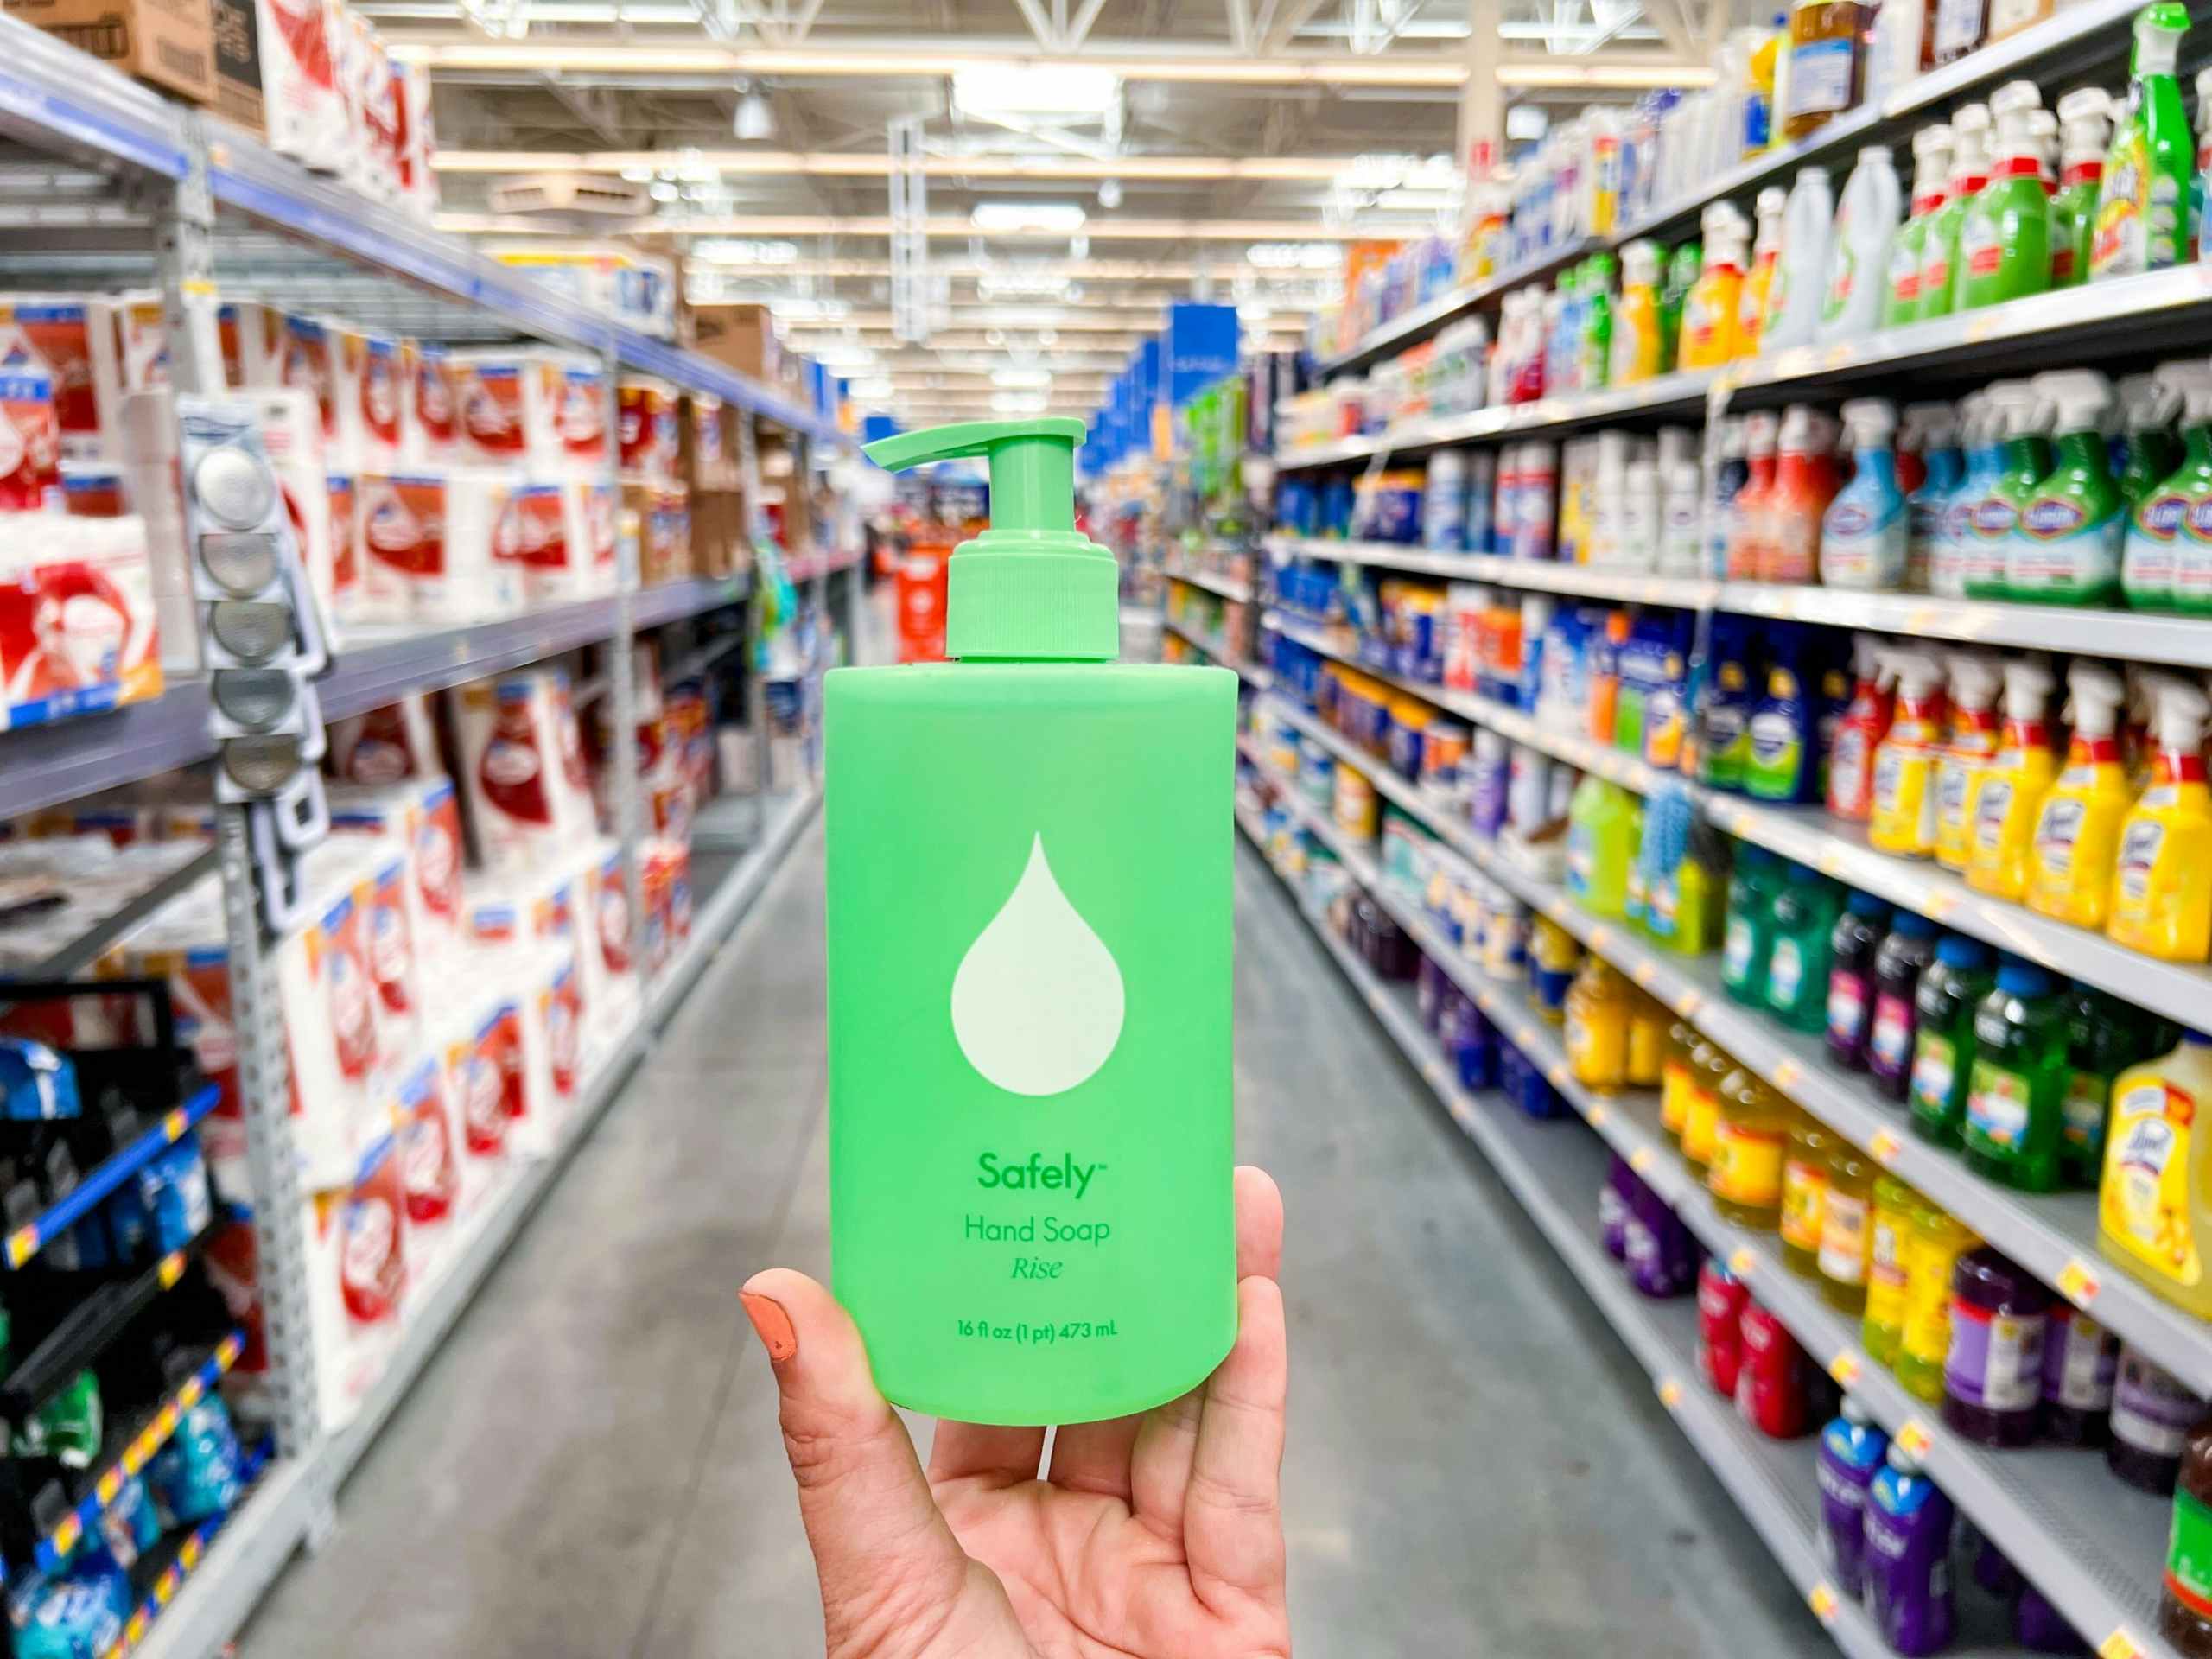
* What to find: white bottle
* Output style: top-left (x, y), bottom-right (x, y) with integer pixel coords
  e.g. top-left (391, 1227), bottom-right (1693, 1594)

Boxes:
top-left (1868, 0), bottom-right (1928, 105)
top-left (1764, 165), bottom-right (1835, 353)
top-left (1517, 440), bottom-right (1559, 562)
top-left (1589, 429), bottom-right (1630, 566)
top-left (1660, 455), bottom-right (1706, 576)
top-left (1619, 443), bottom-right (1662, 572)
top-left (1495, 442), bottom-right (1524, 559)
top-left (1821, 398), bottom-right (1910, 589)
top-left (1821, 147), bottom-right (1904, 340)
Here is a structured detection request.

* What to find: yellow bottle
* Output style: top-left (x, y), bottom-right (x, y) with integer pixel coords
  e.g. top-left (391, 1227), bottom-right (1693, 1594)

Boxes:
top-left (1709, 1069), bottom-right (1791, 1229)
top-left (1736, 187), bottom-right (1786, 359)
top-left (2107, 679), bottom-right (2212, 961)
top-left (1896, 1204), bottom-right (1980, 1404)
top-left (1565, 957), bottom-right (1632, 1093)
top-left (1817, 1136), bottom-right (1878, 1314)
top-left (1862, 1173), bottom-right (1921, 1367)
top-left (2100, 1030), bottom-right (2212, 1315)
top-left (1627, 994), bottom-right (1665, 1089)
top-left (1967, 658), bottom-right (2059, 901)
top-left (1870, 650), bottom-right (1948, 859)
top-left (1610, 239), bottom-right (1666, 386)
top-left (2027, 664), bottom-right (2134, 929)
top-left (1679, 205), bottom-right (1750, 371)
top-left (1936, 652), bottom-right (2003, 874)
top-left (1780, 1111), bottom-right (1835, 1276)
top-left (1660, 1020), bottom-right (1698, 1143)
top-left (1681, 1038), bottom-right (1733, 1173)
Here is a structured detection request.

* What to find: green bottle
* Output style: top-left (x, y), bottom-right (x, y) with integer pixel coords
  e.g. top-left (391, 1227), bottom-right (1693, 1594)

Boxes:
top-left (2092, 2), bottom-right (2193, 279)
top-left (1580, 252), bottom-right (1615, 392)
top-left (1919, 104), bottom-right (1991, 321)
top-left (1908, 935), bottom-right (1993, 1147)
top-left (2061, 982), bottom-right (2158, 1186)
top-left (1722, 846), bottom-right (1780, 1007)
top-left (2128, 369), bottom-right (2212, 610)
top-left (2119, 372), bottom-right (2184, 508)
top-left (1660, 239), bottom-right (1700, 372)
top-left (1764, 874), bottom-right (1842, 1036)
top-left (2010, 370), bottom-right (2126, 606)
top-left (1962, 960), bottom-right (2069, 1192)
top-left (1885, 124), bottom-right (1954, 327)
top-left (1566, 773), bottom-right (1640, 918)
top-left (1960, 82), bottom-right (2052, 312)
top-left (2050, 89), bottom-right (2113, 287)
top-left (828, 418), bottom-right (1236, 1426)
top-left (1967, 381), bottom-right (2052, 601)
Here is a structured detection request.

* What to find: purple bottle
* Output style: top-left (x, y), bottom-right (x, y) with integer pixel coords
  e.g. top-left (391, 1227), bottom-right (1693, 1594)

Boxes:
top-left (1942, 1247), bottom-right (2050, 1448)
top-left (1816, 1398), bottom-right (1888, 1599)
top-left (2107, 1344), bottom-right (2209, 1496)
top-left (1417, 955), bottom-right (1446, 1031)
top-left (1624, 1179), bottom-right (1697, 1296)
top-left (2015, 1586), bottom-right (2088, 1654)
top-left (1824, 890), bottom-right (1888, 1070)
top-left (1864, 1445), bottom-right (1955, 1656)
top-left (1601, 1154), bottom-right (1632, 1261)
top-left (2040, 1306), bottom-right (2117, 1447)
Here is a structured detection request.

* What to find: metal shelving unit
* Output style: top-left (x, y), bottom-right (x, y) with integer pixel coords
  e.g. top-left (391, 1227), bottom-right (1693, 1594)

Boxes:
top-left (0, 22), bottom-right (851, 1656)
top-left (1235, 791), bottom-right (2023, 1659)
top-left (1160, 560), bottom-right (1254, 605)
top-left (1244, 736), bottom-right (2184, 1659)
top-left (1161, 616), bottom-right (1272, 687)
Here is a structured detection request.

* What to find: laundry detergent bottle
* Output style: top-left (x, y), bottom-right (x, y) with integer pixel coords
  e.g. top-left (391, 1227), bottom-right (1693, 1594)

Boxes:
top-left (2028, 663), bottom-right (2133, 929)
top-left (1739, 187), bottom-right (1789, 356)
top-left (1822, 145), bottom-right (1905, 340)
top-left (1967, 657), bottom-right (2057, 900)
top-left (1922, 104), bottom-right (1993, 318)
top-left (829, 418), bottom-right (1236, 1425)
top-left (2109, 677), bottom-right (2212, 961)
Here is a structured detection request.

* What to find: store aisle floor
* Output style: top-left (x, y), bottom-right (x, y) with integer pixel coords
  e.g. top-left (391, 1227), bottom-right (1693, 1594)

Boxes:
top-left (238, 825), bottom-right (1827, 1658)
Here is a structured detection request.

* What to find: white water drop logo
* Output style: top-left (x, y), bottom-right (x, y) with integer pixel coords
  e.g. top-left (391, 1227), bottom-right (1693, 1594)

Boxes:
top-left (950, 835), bottom-right (1125, 1097)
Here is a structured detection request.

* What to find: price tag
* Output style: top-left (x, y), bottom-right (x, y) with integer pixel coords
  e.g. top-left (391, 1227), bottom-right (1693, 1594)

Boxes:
top-left (1829, 1352), bottom-right (1862, 1388)
top-left (1586, 1101), bottom-right (1611, 1126)
top-left (157, 1249), bottom-right (186, 1288)
top-left (2057, 1258), bottom-right (2102, 1308)
top-left (178, 1377), bottom-right (204, 1409)
top-left (1590, 925), bottom-right (1615, 952)
top-left (1808, 1583), bottom-right (1840, 1625)
top-left (1546, 1060), bottom-right (1571, 1088)
top-left (1869, 1128), bottom-right (1904, 1166)
top-left (1925, 889), bottom-right (1961, 919)
top-left (1728, 1247), bottom-right (1757, 1278)
top-left (1632, 960), bottom-right (1659, 988)
top-left (96, 1470), bottom-right (122, 1506)
top-left (162, 1108), bottom-right (188, 1142)
top-left (220, 1333), bottom-right (242, 1367)
top-left (1771, 1059), bottom-right (1803, 1090)
top-left (1817, 849), bottom-right (1847, 879)
top-left (1673, 988), bottom-right (1704, 1018)
top-left (1657, 1377), bottom-right (1685, 1409)
top-left (2099, 1630), bottom-right (2150, 1659)
top-left (1895, 1418), bottom-right (1934, 1459)
top-left (6, 1225), bottom-right (39, 1268)
top-left (1630, 1146), bottom-right (1657, 1174)
top-left (51, 1515), bottom-right (80, 1556)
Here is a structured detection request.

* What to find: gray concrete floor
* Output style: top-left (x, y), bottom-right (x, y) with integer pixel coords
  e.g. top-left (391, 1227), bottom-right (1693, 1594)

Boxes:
top-left (237, 824), bottom-right (1827, 1658)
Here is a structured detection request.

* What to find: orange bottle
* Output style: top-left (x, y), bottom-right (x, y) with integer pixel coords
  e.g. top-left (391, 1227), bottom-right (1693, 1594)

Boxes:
top-left (1758, 404), bottom-right (1844, 584)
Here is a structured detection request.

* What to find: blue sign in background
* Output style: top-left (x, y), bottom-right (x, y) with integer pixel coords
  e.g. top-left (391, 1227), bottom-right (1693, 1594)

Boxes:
top-left (1166, 302), bottom-right (1238, 409)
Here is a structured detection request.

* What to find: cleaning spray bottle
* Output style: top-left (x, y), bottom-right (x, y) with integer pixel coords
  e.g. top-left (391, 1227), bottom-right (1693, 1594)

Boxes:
top-left (2108, 677), bottom-right (2212, 959)
top-left (1905, 403), bottom-right (1963, 591)
top-left (2100, 1027), bottom-right (2212, 1316)
top-left (1764, 404), bottom-right (1843, 583)
top-left (1738, 186), bottom-right (1789, 357)
top-left (1967, 656), bottom-right (2058, 899)
top-left (1823, 145), bottom-right (1906, 340)
top-left (2119, 370), bottom-right (2186, 512)
top-left (1612, 239), bottom-right (1666, 385)
top-left (1829, 633), bottom-right (1897, 822)
top-left (1872, 649), bottom-right (1950, 858)
top-left (2050, 89), bottom-right (2113, 285)
top-left (1681, 204), bottom-right (1751, 370)
top-left (2093, 2), bottom-right (2193, 279)
top-left (1886, 125), bottom-right (1955, 326)
top-left (2028, 662), bottom-right (2133, 928)
top-left (1764, 167), bottom-right (1836, 352)
top-left (830, 418), bottom-right (1236, 1426)
top-left (1899, 401), bottom-right (1948, 494)
top-left (2010, 370), bottom-right (2126, 606)
top-left (1936, 652), bottom-right (2004, 873)
top-left (1824, 399), bottom-right (1909, 589)
top-left (2196, 66), bottom-right (2212, 255)
top-left (1580, 251), bottom-right (1617, 391)
top-left (2130, 363), bottom-right (2212, 609)
top-left (1967, 380), bottom-right (2051, 600)
top-left (1960, 81), bottom-right (2051, 309)
top-left (1922, 104), bottom-right (1993, 318)
top-left (1728, 411), bottom-right (1781, 578)
top-left (1661, 237), bottom-right (1701, 370)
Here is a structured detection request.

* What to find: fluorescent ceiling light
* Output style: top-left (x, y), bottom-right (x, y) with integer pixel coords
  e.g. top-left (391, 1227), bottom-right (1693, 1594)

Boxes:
top-left (971, 201), bottom-right (1088, 234)
top-left (952, 63), bottom-right (1119, 118)
top-left (766, 296), bottom-right (852, 321)
top-left (991, 367), bottom-right (1053, 389)
top-left (1246, 241), bottom-right (1344, 270)
top-left (990, 392), bottom-right (1053, 413)
top-left (733, 91), bottom-right (775, 140)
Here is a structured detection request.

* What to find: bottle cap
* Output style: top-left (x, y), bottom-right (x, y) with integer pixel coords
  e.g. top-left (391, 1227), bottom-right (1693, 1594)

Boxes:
top-left (2135, 2), bottom-right (2188, 73)
top-left (1936, 933), bottom-right (1989, 969)
top-left (1890, 910), bottom-right (1938, 939)
top-left (1888, 647), bottom-right (1945, 697)
top-left (862, 417), bottom-right (1117, 660)
top-left (1912, 122), bottom-right (1955, 162)
top-left (2155, 359), bottom-right (2212, 423)
top-left (1622, 238), bottom-right (1661, 284)
top-left (2155, 678), bottom-right (2211, 750)
top-left (1744, 410), bottom-right (1780, 451)
top-left (1901, 402), bottom-right (1959, 449)
top-left (1858, 143), bottom-right (1893, 166)
top-left (1846, 887), bottom-right (1889, 917)
top-left (1840, 398), bottom-right (1897, 448)
top-left (1755, 184), bottom-right (1788, 219)
top-left (2198, 65), bottom-right (2212, 99)
top-left (1997, 960), bottom-right (2053, 997)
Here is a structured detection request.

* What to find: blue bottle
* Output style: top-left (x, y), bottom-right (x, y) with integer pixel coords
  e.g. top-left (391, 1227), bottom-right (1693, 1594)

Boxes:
top-left (1908, 410), bottom-right (1966, 591)
top-left (1864, 1445), bottom-right (1955, 1656)
top-left (1817, 1397), bottom-right (1891, 1599)
top-left (1821, 399), bottom-right (1910, 590)
top-left (1745, 621), bottom-right (1816, 804)
top-left (1697, 614), bottom-right (1758, 792)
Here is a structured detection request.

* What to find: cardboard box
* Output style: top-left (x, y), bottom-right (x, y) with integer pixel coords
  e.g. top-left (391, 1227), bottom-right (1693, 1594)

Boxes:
top-left (3, 0), bottom-right (217, 102)
top-left (690, 490), bottom-right (747, 580)
top-left (689, 302), bottom-right (780, 384)
top-left (207, 0), bottom-right (264, 134)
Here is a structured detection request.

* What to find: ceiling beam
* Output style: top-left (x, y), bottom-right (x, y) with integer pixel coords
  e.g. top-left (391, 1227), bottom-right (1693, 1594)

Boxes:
top-left (431, 148), bottom-right (1385, 181)
top-left (439, 210), bottom-right (1434, 240)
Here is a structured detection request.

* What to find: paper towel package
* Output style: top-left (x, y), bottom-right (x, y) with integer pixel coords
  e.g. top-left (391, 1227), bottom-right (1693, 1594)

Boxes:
top-left (326, 693), bottom-right (440, 785)
top-left (554, 359), bottom-right (608, 470)
top-left (0, 298), bottom-right (124, 461)
top-left (220, 302), bottom-right (287, 390)
top-left (356, 468), bottom-right (524, 625)
top-left (335, 330), bottom-right (407, 468)
top-left (494, 479), bottom-right (584, 606)
top-left (391, 1055), bottom-right (462, 1274)
top-left (453, 670), bottom-right (598, 874)
top-left (257, 0), bottom-right (350, 175)
top-left (450, 352), bottom-right (562, 468)
top-left (439, 995), bottom-right (513, 1193)
top-left (0, 515), bottom-right (166, 729)
top-left (276, 865), bottom-right (390, 1191)
top-left (515, 945), bottom-right (579, 1151)
top-left (282, 314), bottom-right (339, 439)
top-left (361, 845), bottom-right (421, 1065)
top-left (339, 7), bottom-right (397, 200)
top-left (249, 388), bottom-right (337, 633)
top-left (327, 472), bottom-right (359, 622)
top-left (618, 378), bottom-right (677, 482)
top-left (326, 770), bottom-right (466, 985)
top-left (115, 298), bottom-right (168, 391)
top-left (299, 1134), bottom-right (407, 1430)
top-left (405, 341), bottom-right (459, 462)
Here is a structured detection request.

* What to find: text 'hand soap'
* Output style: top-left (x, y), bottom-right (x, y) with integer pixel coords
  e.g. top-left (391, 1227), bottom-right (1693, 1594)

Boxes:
top-left (825, 418), bottom-right (1237, 1427)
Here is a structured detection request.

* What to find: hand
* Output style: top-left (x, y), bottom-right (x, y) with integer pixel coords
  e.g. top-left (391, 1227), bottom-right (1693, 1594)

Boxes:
top-left (740, 1166), bottom-right (1289, 1659)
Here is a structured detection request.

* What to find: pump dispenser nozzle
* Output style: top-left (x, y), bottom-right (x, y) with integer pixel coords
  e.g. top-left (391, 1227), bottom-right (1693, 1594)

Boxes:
top-left (862, 417), bottom-right (1118, 661)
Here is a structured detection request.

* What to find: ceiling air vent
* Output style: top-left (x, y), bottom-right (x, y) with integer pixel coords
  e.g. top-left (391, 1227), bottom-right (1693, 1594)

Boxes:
top-left (486, 173), bottom-right (652, 218)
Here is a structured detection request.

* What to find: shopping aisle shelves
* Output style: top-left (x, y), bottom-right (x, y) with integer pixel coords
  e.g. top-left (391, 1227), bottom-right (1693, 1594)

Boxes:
top-left (1163, 618), bottom-right (1272, 688)
top-left (1276, 368), bottom-right (1719, 469)
top-left (1243, 742), bottom-right (2183, 1659)
top-left (1160, 560), bottom-right (1253, 605)
top-left (1233, 801), bottom-right (2016, 1659)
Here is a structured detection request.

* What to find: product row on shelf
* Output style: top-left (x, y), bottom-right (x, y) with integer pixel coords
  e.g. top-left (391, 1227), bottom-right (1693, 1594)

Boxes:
top-left (1319, 0), bottom-right (2212, 378)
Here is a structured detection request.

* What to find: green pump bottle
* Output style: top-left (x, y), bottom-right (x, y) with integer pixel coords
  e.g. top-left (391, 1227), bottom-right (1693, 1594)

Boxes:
top-left (2093, 3), bottom-right (2193, 278)
top-left (827, 418), bottom-right (1237, 1426)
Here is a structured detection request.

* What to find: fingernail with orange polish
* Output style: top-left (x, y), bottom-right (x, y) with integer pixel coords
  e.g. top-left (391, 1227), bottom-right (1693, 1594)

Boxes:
top-left (740, 1291), bottom-right (798, 1362)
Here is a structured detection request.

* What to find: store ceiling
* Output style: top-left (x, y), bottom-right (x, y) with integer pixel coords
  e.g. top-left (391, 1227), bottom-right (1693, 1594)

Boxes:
top-left (375, 0), bottom-right (1718, 423)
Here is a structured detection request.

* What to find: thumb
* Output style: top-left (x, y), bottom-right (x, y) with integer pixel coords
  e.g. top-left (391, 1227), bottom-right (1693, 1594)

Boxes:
top-left (741, 1269), bottom-right (971, 1646)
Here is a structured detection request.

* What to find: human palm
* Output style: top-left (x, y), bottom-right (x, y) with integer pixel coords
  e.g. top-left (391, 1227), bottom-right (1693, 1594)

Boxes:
top-left (741, 1166), bottom-right (1290, 1659)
